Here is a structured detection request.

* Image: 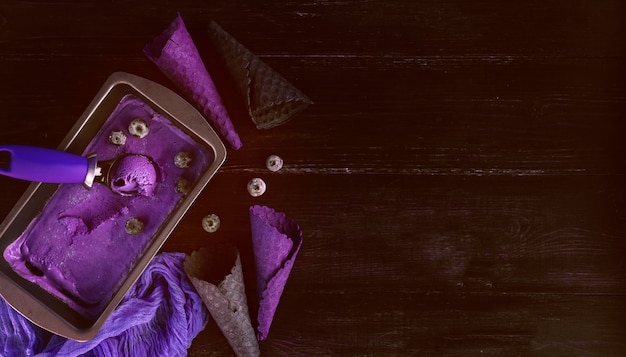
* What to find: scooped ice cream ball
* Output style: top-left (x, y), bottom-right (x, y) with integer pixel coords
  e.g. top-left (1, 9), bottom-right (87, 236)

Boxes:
top-left (109, 155), bottom-right (158, 196)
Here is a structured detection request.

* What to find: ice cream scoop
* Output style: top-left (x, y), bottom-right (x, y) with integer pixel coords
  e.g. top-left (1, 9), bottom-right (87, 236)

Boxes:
top-left (0, 144), bottom-right (157, 196)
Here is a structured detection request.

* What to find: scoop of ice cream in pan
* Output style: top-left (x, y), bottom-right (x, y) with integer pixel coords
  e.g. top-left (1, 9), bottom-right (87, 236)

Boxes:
top-left (0, 144), bottom-right (157, 196)
top-left (98, 153), bottom-right (158, 196)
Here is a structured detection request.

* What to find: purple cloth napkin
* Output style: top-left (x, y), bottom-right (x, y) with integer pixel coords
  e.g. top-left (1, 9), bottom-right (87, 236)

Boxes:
top-left (0, 297), bottom-right (48, 356)
top-left (0, 252), bottom-right (208, 357)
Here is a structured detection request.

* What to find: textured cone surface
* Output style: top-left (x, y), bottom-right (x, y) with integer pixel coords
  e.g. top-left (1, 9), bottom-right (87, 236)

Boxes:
top-left (185, 246), bottom-right (259, 356)
top-left (208, 21), bottom-right (312, 129)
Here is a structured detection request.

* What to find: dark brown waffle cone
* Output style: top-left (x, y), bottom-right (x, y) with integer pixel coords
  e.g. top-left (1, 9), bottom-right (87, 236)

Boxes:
top-left (208, 21), bottom-right (312, 129)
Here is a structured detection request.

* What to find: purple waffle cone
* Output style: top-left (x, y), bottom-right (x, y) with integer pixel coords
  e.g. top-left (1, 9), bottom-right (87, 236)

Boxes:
top-left (145, 14), bottom-right (242, 149)
top-left (208, 21), bottom-right (313, 129)
top-left (249, 205), bottom-right (303, 340)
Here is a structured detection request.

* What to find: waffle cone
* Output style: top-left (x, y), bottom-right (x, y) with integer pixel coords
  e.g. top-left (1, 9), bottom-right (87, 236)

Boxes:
top-left (145, 14), bottom-right (242, 149)
top-left (208, 21), bottom-right (312, 129)
top-left (184, 245), bottom-right (259, 357)
top-left (249, 205), bottom-right (303, 340)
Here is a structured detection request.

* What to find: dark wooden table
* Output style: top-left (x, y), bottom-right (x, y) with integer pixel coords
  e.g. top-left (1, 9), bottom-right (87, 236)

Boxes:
top-left (1, 1), bottom-right (625, 356)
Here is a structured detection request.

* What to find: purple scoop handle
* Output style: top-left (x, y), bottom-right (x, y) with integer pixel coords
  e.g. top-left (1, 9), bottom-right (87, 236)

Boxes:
top-left (0, 144), bottom-right (88, 184)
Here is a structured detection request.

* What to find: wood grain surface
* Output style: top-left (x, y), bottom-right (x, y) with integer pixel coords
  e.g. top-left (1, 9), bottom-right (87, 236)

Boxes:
top-left (0, 1), bottom-right (625, 356)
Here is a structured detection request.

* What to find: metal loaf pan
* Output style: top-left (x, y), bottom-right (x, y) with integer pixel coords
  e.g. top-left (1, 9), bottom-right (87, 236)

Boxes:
top-left (0, 72), bottom-right (226, 341)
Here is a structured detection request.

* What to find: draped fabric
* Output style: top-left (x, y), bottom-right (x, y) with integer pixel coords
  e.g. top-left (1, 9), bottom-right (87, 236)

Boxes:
top-left (0, 252), bottom-right (208, 357)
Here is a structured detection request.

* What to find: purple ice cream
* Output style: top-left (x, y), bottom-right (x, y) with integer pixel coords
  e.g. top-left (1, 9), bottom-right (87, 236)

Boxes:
top-left (109, 155), bottom-right (158, 196)
top-left (3, 94), bottom-right (211, 319)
